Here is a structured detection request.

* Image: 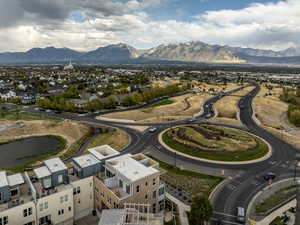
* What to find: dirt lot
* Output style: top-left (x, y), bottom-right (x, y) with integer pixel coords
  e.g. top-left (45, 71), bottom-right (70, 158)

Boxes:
top-left (253, 85), bottom-right (300, 148)
top-left (212, 86), bottom-right (255, 125)
top-left (102, 93), bottom-right (212, 123)
top-left (0, 120), bottom-right (91, 149)
top-left (195, 83), bottom-right (242, 93)
top-left (87, 128), bottom-right (129, 151)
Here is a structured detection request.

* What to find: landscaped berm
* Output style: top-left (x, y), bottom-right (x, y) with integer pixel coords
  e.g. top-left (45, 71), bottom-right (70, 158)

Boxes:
top-left (162, 124), bottom-right (269, 162)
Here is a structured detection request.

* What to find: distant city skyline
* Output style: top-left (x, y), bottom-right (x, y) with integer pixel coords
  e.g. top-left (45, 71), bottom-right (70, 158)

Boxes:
top-left (0, 0), bottom-right (299, 52)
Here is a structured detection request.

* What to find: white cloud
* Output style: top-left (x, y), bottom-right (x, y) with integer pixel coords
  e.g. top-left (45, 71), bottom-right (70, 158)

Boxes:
top-left (0, 0), bottom-right (299, 52)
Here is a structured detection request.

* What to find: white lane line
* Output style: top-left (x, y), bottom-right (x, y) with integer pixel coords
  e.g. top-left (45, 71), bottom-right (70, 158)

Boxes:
top-left (213, 212), bottom-right (236, 218)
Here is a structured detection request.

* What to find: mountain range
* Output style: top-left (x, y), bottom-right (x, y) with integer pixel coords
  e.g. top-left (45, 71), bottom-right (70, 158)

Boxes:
top-left (0, 41), bottom-right (300, 65)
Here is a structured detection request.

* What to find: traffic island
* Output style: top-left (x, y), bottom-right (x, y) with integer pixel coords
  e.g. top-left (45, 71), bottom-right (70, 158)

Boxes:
top-left (159, 124), bottom-right (272, 165)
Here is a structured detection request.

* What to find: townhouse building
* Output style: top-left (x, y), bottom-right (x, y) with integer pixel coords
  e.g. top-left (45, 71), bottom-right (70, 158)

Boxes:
top-left (0, 145), bottom-right (165, 225)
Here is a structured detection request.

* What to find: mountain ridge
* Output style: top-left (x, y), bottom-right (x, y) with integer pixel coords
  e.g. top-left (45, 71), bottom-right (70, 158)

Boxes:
top-left (0, 41), bottom-right (299, 65)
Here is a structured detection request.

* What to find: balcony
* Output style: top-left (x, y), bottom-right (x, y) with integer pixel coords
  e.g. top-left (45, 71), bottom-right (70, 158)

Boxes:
top-left (96, 173), bottom-right (130, 200)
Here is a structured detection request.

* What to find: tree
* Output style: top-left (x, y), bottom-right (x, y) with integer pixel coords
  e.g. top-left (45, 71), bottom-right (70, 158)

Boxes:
top-left (189, 196), bottom-right (213, 225)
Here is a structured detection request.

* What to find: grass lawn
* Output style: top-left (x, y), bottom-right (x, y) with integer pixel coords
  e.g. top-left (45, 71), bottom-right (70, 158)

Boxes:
top-left (149, 99), bottom-right (175, 108)
top-left (0, 109), bottom-right (61, 121)
top-left (163, 125), bottom-right (269, 162)
top-left (255, 185), bottom-right (299, 214)
top-left (147, 155), bottom-right (223, 196)
top-left (87, 128), bottom-right (129, 151)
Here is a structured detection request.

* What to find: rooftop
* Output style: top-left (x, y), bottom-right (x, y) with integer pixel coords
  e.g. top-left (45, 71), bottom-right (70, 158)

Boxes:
top-left (34, 166), bottom-right (51, 179)
top-left (7, 173), bottom-right (25, 187)
top-left (0, 171), bottom-right (8, 188)
top-left (106, 154), bottom-right (159, 183)
top-left (73, 154), bottom-right (100, 168)
top-left (88, 145), bottom-right (120, 161)
top-left (44, 157), bottom-right (67, 173)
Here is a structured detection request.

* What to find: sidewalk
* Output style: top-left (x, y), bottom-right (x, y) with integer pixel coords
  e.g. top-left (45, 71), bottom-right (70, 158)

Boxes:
top-left (255, 199), bottom-right (296, 225)
top-left (166, 193), bottom-right (191, 225)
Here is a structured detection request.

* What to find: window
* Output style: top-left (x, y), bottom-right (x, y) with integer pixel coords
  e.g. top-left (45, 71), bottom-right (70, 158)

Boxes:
top-left (39, 215), bottom-right (50, 225)
top-left (74, 187), bottom-right (81, 195)
top-left (152, 203), bottom-right (156, 213)
top-left (60, 196), bottom-right (64, 203)
top-left (145, 194), bottom-right (148, 199)
top-left (145, 181), bottom-right (148, 186)
top-left (58, 209), bottom-right (64, 215)
top-left (153, 190), bottom-right (156, 198)
top-left (10, 188), bottom-right (18, 197)
top-left (68, 206), bottom-right (72, 211)
top-left (0, 216), bottom-right (8, 225)
top-left (153, 178), bottom-right (156, 185)
top-left (119, 179), bottom-right (123, 188)
top-left (0, 193), bottom-right (2, 201)
top-left (58, 174), bottom-right (63, 184)
top-left (23, 207), bottom-right (32, 217)
top-left (39, 202), bottom-right (48, 211)
top-left (65, 195), bottom-right (68, 202)
top-left (136, 185), bottom-right (140, 193)
top-left (126, 185), bottom-right (130, 194)
top-left (39, 204), bottom-right (43, 212)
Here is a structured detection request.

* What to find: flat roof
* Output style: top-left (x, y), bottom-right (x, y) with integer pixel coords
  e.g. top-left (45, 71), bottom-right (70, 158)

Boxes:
top-left (34, 166), bottom-right (51, 179)
top-left (88, 145), bottom-right (120, 161)
top-left (44, 158), bottom-right (67, 173)
top-left (0, 171), bottom-right (8, 188)
top-left (7, 173), bottom-right (25, 187)
top-left (98, 209), bottom-right (125, 225)
top-left (73, 154), bottom-right (100, 168)
top-left (106, 154), bottom-right (159, 183)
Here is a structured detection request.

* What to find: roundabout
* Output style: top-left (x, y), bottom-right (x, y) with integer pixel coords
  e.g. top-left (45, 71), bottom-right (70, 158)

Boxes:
top-left (160, 124), bottom-right (271, 164)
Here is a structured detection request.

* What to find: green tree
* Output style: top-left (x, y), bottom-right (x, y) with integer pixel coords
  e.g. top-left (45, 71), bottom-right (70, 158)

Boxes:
top-left (189, 196), bottom-right (213, 225)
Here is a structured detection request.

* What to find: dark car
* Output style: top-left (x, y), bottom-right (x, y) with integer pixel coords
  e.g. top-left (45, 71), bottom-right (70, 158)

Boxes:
top-left (263, 172), bottom-right (276, 181)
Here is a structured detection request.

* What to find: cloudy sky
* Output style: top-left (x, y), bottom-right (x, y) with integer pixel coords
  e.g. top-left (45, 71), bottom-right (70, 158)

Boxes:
top-left (0, 0), bottom-right (299, 52)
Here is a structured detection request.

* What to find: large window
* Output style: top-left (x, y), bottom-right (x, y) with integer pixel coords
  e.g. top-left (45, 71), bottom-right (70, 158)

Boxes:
top-left (0, 216), bottom-right (8, 225)
top-left (39, 215), bottom-right (51, 225)
top-left (23, 207), bottom-right (33, 217)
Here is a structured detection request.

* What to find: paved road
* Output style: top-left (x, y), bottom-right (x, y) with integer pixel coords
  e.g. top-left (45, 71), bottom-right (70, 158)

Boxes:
top-left (11, 83), bottom-right (299, 224)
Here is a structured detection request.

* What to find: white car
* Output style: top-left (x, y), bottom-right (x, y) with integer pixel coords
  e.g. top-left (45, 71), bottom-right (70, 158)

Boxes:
top-left (149, 127), bottom-right (157, 133)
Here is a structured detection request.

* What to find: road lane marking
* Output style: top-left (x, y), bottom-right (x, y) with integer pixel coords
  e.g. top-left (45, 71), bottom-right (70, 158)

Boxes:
top-left (213, 212), bottom-right (236, 218)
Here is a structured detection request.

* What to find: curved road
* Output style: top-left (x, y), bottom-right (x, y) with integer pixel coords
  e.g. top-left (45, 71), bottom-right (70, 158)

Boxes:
top-left (17, 83), bottom-right (299, 224)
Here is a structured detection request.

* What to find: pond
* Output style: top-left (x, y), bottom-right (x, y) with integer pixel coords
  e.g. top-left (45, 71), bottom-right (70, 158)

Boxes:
top-left (0, 136), bottom-right (63, 169)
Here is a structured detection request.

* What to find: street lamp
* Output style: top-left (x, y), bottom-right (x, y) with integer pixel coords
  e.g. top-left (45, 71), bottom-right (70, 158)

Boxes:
top-left (294, 154), bottom-right (300, 183)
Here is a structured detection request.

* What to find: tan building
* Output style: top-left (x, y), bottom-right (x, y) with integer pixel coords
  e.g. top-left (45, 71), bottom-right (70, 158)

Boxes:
top-left (93, 153), bottom-right (165, 214)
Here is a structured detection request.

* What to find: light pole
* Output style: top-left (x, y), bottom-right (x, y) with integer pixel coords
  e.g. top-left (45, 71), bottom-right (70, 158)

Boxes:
top-left (294, 154), bottom-right (300, 183)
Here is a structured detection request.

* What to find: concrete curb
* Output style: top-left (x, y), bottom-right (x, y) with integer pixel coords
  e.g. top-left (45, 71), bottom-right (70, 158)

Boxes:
top-left (251, 93), bottom-right (262, 126)
top-left (208, 178), bottom-right (229, 202)
top-left (158, 125), bottom-right (273, 165)
top-left (246, 178), bottom-right (297, 225)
